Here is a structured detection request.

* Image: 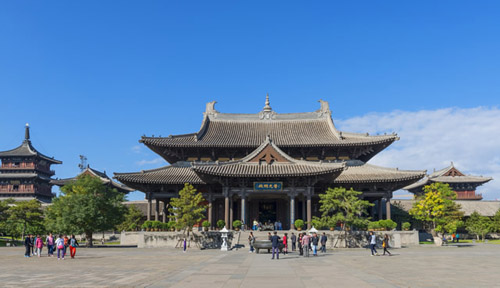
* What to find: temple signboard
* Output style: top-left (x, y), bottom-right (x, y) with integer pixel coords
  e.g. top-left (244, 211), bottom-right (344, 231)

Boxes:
top-left (254, 182), bottom-right (283, 191)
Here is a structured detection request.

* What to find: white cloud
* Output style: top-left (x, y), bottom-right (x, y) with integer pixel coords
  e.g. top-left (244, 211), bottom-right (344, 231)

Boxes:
top-left (131, 145), bottom-right (142, 154)
top-left (136, 157), bottom-right (166, 166)
top-left (336, 107), bottom-right (500, 200)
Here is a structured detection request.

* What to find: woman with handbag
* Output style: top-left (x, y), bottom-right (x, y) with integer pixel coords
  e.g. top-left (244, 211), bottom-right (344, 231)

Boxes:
top-left (382, 234), bottom-right (392, 256)
top-left (55, 235), bottom-right (65, 260)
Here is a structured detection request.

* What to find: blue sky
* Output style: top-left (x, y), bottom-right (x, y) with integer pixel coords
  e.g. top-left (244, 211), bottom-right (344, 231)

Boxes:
top-left (1, 1), bottom-right (499, 200)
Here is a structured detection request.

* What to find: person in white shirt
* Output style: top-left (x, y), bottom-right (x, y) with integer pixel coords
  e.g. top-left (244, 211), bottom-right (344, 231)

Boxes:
top-left (369, 231), bottom-right (379, 256)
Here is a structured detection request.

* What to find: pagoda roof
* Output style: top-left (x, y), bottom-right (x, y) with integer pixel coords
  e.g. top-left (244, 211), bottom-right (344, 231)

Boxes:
top-left (0, 173), bottom-right (52, 181)
top-left (140, 99), bottom-right (398, 149)
top-left (0, 124), bottom-right (62, 165)
top-left (404, 162), bottom-right (493, 191)
top-left (191, 137), bottom-right (345, 178)
top-left (113, 162), bottom-right (206, 186)
top-left (333, 160), bottom-right (426, 185)
top-left (52, 166), bottom-right (134, 193)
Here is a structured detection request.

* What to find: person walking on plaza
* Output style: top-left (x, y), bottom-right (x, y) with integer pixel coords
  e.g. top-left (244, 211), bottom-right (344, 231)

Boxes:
top-left (298, 233), bottom-right (303, 256)
top-left (63, 235), bottom-right (70, 258)
top-left (302, 233), bottom-right (310, 257)
top-left (33, 235), bottom-right (37, 256)
top-left (24, 234), bottom-right (32, 258)
top-left (311, 233), bottom-right (319, 256)
top-left (35, 235), bottom-right (44, 257)
top-left (382, 234), bottom-right (392, 256)
top-left (369, 231), bottom-right (379, 256)
top-left (456, 233), bottom-right (460, 243)
top-left (291, 232), bottom-right (297, 252)
top-left (55, 235), bottom-right (65, 260)
top-left (271, 232), bottom-right (281, 260)
top-left (46, 233), bottom-right (54, 257)
top-left (69, 235), bottom-right (79, 258)
top-left (253, 219), bottom-right (258, 231)
top-left (248, 232), bottom-right (255, 253)
top-left (283, 233), bottom-right (288, 255)
top-left (452, 233), bottom-right (456, 243)
top-left (320, 232), bottom-right (327, 253)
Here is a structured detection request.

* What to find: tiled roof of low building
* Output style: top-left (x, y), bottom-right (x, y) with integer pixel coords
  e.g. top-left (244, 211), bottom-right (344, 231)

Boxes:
top-left (404, 162), bottom-right (493, 191)
top-left (52, 166), bottom-right (134, 193)
top-left (333, 160), bottom-right (426, 183)
top-left (113, 162), bottom-right (206, 185)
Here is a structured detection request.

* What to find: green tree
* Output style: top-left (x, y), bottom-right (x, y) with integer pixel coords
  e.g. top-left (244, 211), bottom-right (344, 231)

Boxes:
top-left (409, 183), bottom-right (464, 235)
top-left (0, 199), bottom-right (13, 235)
top-left (492, 209), bottom-right (500, 233)
top-left (45, 175), bottom-right (126, 246)
top-left (466, 211), bottom-right (493, 241)
top-left (117, 204), bottom-right (144, 231)
top-left (318, 187), bottom-right (373, 246)
top-left (6, 199), bottom-right (44, 240)
top-left (168, 183), bottom-right (206, 237)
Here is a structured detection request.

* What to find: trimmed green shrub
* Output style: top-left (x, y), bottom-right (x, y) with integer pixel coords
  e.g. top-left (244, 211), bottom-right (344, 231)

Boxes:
top-left (294, 219), bottom-right (304, 230)
top-left (202, 220), bottom-right (210, 228)
top-left (379, 219), bottom-right (397, 230)
top-left (217, 219), bottom-right (226, 229)
top-left (402, 222), bottom-right (411, 230)
top-left (368, 221), bottom-right (381, 230)
top-left (141, 221), bottom-right (153, 230)
top-left (233, 220), bottom-right (242, 229)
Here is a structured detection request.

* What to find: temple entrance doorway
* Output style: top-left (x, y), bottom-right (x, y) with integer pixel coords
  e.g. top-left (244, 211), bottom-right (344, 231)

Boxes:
top-left (258, 200), bottom-right (276, 224)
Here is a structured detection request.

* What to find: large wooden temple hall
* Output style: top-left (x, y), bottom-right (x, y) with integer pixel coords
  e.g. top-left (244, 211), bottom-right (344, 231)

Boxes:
top-left (114, 97), bottom-right (426, 229)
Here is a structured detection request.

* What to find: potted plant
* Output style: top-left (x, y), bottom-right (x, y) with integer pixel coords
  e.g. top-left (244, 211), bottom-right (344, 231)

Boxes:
top-left (233, 220), bottom-right (242, 231)
top-left (294, 219), bottom-right (304, 231)
top-left (151, 221), bottom-right (160, 231)
top-left (402, 222), bottom-right (411, 231)
top-left (202, 220), bottom-right (211, 231)
top-left (368, 221), bottom-right (380, 231)
top-left (167, 221), bottom-right (176, 231)
top-left (217, 219), bottom-right (225, 230)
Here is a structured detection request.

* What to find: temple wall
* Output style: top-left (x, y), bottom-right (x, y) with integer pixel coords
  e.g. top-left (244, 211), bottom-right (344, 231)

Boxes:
top-left (123, 231), bottom-right (234, 249)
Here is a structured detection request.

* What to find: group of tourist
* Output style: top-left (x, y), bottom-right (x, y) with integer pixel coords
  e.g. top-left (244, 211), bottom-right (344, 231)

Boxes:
top-left (24, 233), bottom-right (79, 260)
top-left (251, 219), bottom-right (284, 231)
top-left (248, 230), bottom-right (393, 258)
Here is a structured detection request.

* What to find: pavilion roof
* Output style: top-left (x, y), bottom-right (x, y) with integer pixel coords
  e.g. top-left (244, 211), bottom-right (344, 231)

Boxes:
top-left (0, 124), bottom-right (62, 164)
top-left (52, 166), bottom-right (134, 193)
top-left (403, 162), bottom-right (493, 191)
top-left (113, 162), bottom-right (206, 185)
top-left (191, 137), bottom-right (345, 178)
top-left (333, 160), bottom-right (426, 184)
top-left (140, 99), bottom-right (398, 148)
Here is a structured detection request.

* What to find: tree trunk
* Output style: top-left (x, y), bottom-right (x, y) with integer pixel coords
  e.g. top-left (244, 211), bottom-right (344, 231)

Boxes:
top-left (86, 231), bottom-right (93, 247)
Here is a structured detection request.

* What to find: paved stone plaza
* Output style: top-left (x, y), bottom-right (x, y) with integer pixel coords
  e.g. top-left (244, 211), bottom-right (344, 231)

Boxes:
top-left (1, 244), bottom-right (499, 287)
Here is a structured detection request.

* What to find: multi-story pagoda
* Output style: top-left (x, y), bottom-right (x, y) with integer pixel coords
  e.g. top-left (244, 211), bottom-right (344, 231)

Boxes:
top-left (404, 162), bottom-right (492, 200)
top-left (51, 165), bottom-right (134, 194)
top-left (115, 97), bottom-right (426, 229)
top-left (0, 124), bottom-right (62, 203)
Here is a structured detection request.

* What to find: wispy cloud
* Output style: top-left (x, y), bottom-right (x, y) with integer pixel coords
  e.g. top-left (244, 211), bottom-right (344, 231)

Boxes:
top-left (336, 107), bottom-right (500, 200)
top-left (131, 145), bottom-right (142, 154)
top-left (136, 158), bottom-right (166, 166)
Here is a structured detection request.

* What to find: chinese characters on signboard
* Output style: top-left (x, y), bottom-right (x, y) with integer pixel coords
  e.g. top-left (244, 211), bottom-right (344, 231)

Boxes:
top-left (253, 182), bottom-right (283, 191)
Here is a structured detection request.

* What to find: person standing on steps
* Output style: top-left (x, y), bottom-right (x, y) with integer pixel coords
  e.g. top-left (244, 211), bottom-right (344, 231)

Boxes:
top-left (271, 231), bottom-right (281, 260)
top-left (291, 232), bottom-right (297, 252)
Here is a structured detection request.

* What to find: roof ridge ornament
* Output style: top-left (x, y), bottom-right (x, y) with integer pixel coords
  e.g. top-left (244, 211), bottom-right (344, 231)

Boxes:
top-left (259, 93), bottom-right (276, 120)
top-left (317, 100), bottom-right (331, 118)
top-left (263, 93), bottom-right (272, 112)
top-left (205, 101), bottom-right (219, 116)
top-left (24, 123), bottom-right (30, 143)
